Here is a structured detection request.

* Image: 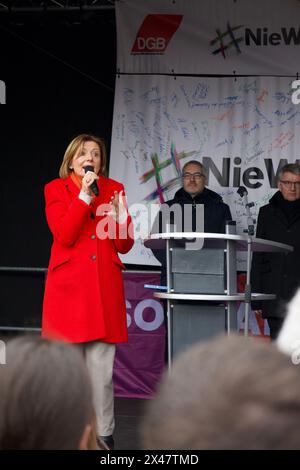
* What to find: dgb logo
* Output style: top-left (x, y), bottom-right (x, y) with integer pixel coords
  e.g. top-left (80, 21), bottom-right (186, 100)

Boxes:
top-left (136, 37), bottom-right (166, 51)
top-left (131, 14), bottom-right (183, 55)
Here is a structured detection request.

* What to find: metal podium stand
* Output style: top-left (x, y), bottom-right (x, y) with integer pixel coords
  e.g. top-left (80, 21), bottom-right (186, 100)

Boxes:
top-left (144, 232), bottom-right (293, 369)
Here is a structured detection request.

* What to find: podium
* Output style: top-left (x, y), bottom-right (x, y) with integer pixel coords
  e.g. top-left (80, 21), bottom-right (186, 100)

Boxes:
top-left (145, 229), bottom-right (293, 367)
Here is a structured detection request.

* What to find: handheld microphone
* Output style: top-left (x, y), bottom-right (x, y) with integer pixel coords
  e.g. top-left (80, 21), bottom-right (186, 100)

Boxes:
top-left (84, 165), bottom-right (99, 197)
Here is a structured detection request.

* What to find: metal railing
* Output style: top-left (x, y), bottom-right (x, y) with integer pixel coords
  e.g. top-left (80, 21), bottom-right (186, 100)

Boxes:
top-left (0, 265), bottom-right (161, 332)
top-left (0, 266), bottom-right (46, 332)
top-left (0, 266), bottom-right (47, 273)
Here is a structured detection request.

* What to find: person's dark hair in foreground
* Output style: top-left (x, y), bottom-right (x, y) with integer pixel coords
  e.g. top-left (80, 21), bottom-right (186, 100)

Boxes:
top-left (141, 334), bottom-right (300, 450)
top-left (0, 336), bottom-right (94, 450)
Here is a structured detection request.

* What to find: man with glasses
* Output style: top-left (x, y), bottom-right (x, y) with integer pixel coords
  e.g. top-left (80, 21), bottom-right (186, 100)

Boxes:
top-left (151, 160), bottom-right (232, 283)
top-left (251, 163), bottom-right (300, 340)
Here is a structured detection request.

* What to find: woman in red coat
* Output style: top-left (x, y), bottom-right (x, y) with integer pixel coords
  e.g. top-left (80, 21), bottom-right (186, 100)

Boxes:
top-left (42, 134), bottom-right (134, 450)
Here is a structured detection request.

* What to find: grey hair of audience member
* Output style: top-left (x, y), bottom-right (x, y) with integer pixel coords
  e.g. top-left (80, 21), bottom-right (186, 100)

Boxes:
top-left (0, 335), bottom-right (94, 450)
top-left (277, 163), bottom-right (300, 181)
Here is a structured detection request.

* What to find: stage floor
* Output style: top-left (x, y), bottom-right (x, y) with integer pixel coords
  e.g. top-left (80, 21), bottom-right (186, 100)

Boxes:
top-left (114, 397), bottom-right (148, 450)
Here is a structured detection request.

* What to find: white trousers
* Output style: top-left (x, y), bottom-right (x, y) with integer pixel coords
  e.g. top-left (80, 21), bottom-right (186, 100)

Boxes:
top-left (77, 341), bottom-right (116, 437)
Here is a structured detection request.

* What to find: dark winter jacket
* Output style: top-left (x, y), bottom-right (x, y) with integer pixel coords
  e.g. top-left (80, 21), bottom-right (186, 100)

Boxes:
top-left (151, 187), bottom-right (232, 284)
top-left (251, 191), bottom-right (300, 318)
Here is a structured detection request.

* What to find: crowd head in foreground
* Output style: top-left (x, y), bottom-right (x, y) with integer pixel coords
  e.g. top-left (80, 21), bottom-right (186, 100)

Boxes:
top-left (0, 336), bottom-right (94, 450)
top-left (142, 316), bottom-right (300, 449)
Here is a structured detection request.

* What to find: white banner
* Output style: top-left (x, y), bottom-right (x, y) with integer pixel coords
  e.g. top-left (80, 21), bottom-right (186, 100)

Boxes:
top-left (110, 75), bottom-right (300, 266)
top-left (116, 0), bottom-right (300, 75)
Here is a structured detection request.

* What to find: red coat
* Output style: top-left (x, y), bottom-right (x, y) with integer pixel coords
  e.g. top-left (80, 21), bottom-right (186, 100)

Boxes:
top-left (42, 175), bottom-right (134, 343)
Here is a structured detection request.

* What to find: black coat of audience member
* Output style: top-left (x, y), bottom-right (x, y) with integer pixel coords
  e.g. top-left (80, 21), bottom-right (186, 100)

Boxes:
top-left (251, 190), bottom-right (300, 319)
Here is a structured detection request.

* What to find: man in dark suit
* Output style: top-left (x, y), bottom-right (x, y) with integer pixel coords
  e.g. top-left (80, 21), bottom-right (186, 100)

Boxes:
top-left (251, 163), bottom-right (300, 340)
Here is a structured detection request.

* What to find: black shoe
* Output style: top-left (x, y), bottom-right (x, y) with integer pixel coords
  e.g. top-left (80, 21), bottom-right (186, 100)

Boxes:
top-left (97, 435), bottom-right (114, 450)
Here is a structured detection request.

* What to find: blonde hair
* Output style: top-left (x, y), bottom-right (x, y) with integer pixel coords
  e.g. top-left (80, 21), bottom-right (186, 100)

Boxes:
top-left (59, 134), bottom-right (107, 179)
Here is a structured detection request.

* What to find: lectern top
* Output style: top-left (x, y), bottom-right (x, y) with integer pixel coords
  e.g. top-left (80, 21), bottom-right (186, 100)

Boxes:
top-left (144, 232), bottom-right (293, 253)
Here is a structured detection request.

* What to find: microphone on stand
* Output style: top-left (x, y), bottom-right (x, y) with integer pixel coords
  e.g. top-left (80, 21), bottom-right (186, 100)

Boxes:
top-left (237, 186), bottom-right (255, 236)
top-left (84, 165), bottom-right (99, 197)
top-left (237, 186), bottom-right (256, 337)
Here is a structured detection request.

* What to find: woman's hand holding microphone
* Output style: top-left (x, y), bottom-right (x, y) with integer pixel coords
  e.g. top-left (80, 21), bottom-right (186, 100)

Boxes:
top-left (82, 169), bottom-right (99, 197)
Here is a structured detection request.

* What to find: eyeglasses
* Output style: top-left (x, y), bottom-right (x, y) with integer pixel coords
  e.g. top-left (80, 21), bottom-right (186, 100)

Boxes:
top-left (280, 180), bottom-right (300, 189)
top-left (182, 172), bottom-right (205, 180)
